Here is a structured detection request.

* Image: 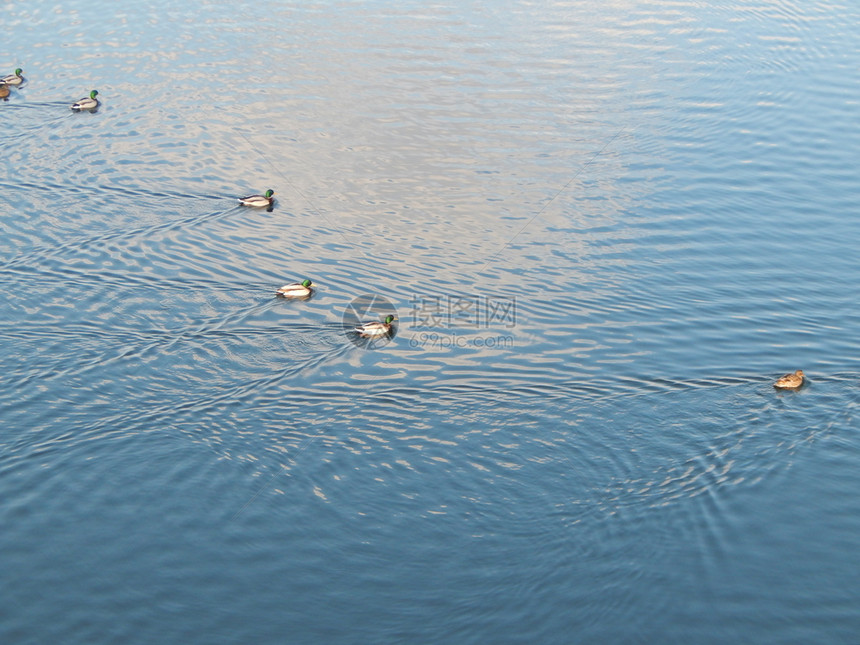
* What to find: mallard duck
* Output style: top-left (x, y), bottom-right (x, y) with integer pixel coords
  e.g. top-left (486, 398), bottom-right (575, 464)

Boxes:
top-left (774, 369), bottom-right (804, 389)
top-left (71, 90), bottom-right (99, 111)
top-left (276, 279), bottom-right (314, 298)
top-left (238, 189), bottom-right (275, 208)
top-left (355, 315), bottom-right (396, 338)
top-left (1, 68), bottom-right (24, 86)
top-left (0, 84), bottom-right (9, 100)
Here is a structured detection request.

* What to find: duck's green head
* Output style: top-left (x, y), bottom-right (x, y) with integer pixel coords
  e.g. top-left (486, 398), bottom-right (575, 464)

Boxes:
top-left (301, 279), bottom-right (313, 288)
top-left (265, 189), bottom-right (275, 198)
top-left (384, 315), bottom-right (396, 324)
top-left (90, 90), bottom-right (99, 99)
top-left (15, 68), bottom-right (22, 76)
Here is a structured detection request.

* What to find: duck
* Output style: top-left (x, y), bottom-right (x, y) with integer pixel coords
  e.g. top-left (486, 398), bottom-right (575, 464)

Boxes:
top-left (238, 189), bottom-right (275, 208)
top-left (71, 90), bottom-right (99, 111)
top-left (774, 369), bottom-right (804, 389)
top-left (355, 315), bottom-right (396, 338)
top-left (0, 84), bottom-right (9, 100)
top-left (1, 68), bottom-right (24, 86)
top-left (276, 279), bottom-right (314, 298)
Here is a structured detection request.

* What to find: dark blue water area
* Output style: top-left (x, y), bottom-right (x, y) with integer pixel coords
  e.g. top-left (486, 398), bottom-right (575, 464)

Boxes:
top-left (3, 380), bottom-right (859, 643)
top-left (2, 1), bottom-right (860, 643)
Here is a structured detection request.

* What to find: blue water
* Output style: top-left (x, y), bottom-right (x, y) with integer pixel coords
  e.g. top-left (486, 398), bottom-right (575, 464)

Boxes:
top-left (3, 1), bottom-right (860, 643)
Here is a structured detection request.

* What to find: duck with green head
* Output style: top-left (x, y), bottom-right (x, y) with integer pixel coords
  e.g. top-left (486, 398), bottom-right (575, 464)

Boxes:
top-left (355, 315), bottom-right (396, 338)
top-left (1, 68), bottom-right (24, 86)
top-left (276, 279), bottom-right (314, 298)
top-left (71, 90), bottom-right (99, 111)
top-left (239, 189), bottom-right (275, 208)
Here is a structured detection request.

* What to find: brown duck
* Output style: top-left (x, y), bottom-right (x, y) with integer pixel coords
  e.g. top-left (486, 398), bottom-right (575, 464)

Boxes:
top-left (774, 369), bottom-right (804, 389)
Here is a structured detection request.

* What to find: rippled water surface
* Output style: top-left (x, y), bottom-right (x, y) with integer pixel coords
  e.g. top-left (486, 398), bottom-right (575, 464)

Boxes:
top-left (3, 1), bottom-right (860, 643)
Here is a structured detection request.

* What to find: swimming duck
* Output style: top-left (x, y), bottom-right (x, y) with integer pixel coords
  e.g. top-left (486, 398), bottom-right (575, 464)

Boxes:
top-left (774, 369), bottom-right (804, 389)
top-left (0, 85), bottom-right (9, 100)
top-left (276, 279), bottom-right (314, 298)
top-left (71, 90), bottom-right (99, 111)
top-left (238, 189), bottom-right (275, 208)
top-left (355, 315), bottom-right (396, 338)
top-left (1, 68), bottom-right (24, 86)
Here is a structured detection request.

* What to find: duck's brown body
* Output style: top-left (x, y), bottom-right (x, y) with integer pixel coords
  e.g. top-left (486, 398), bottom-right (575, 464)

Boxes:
top-left (774, 369), bottom-right (804, 389)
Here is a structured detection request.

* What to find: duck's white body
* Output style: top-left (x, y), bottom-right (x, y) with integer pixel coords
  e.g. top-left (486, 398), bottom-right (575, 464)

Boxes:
top-left (71, 90), bottom-right (99, 111)
top-left (276, 280), bottom-right (314, 298)
top-left (1, 69), bottom-right (23, 86)
top-left (239, 190), bottom-right (274, 208)
top-left (355, 316), bottom-right (395, 338)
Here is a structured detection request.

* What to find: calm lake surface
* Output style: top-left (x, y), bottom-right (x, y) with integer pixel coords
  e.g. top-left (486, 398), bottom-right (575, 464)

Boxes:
top-left (2, 1), bottom-right (860, 643)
